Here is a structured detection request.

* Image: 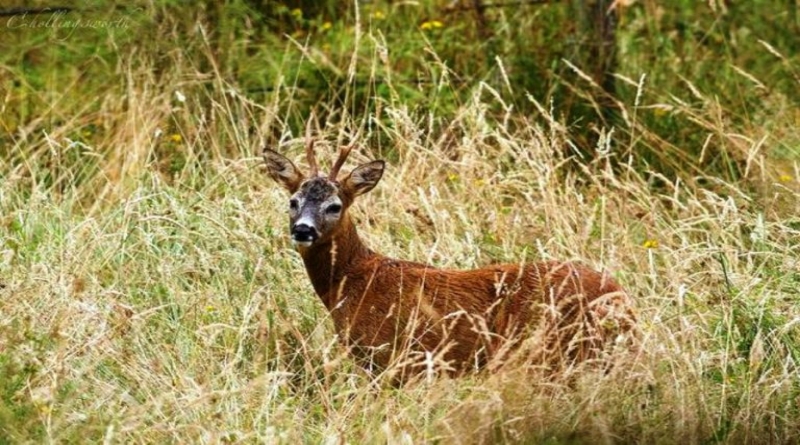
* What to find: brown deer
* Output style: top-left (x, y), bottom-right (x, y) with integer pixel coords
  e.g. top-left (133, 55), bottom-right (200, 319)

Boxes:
top-left (263, 127), bottom-right (637, 380)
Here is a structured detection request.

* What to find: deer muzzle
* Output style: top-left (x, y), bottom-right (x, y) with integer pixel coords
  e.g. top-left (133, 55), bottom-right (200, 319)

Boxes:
top-left (291, 222), bottom-right (318, 247)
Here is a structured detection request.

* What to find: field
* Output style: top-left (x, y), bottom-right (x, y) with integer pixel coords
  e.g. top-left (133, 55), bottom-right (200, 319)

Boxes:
top-left (1, 1), bottom-right (799, 443)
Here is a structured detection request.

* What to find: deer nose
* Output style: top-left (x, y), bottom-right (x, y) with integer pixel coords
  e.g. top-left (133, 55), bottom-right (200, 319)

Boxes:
top-left (291, 223), bottom-right (318, 243)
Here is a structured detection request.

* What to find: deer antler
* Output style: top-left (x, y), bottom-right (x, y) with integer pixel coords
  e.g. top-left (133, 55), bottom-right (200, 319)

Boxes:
top-left (305, 113), bottom-right (319, 177)
top-left (328, 144), bottom-right (354, 181)
top-left (329, 126), bottom-right (361, 180)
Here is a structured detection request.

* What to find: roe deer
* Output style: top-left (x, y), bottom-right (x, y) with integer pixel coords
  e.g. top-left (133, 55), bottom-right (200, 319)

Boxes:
top-left (263, 127), bottom-right (637, 379)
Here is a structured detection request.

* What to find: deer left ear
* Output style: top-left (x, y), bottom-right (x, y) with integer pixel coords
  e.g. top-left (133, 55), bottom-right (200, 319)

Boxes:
top-left (263, 148), bottom-right (303, 193)
top-left (342, 160), bottom-right (385, 197)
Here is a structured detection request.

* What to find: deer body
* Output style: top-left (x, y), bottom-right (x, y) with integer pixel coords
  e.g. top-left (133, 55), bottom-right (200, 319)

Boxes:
top-left (264, 130), bottom-right (636, 377)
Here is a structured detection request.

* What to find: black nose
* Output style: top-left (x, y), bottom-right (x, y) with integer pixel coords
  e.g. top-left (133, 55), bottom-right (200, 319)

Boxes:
top-left (291, 223), bottom-right (318, 242)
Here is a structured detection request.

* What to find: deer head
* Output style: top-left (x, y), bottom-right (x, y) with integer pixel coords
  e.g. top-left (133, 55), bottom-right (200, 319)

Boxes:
top-left (263, 127), bottom-right (384, 249)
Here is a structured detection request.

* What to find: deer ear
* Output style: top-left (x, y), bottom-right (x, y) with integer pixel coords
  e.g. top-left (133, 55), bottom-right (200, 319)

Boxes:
top-left (342, 160), bottom-right (385, 197)
top-left (263, 149), bottom-right (303, 192)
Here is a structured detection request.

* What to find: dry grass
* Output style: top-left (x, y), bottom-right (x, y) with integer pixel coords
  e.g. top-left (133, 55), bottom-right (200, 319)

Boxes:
top-left (2, 3), bottom-right (800, 443)
top-left (2, 92), bottom-right (799, 441)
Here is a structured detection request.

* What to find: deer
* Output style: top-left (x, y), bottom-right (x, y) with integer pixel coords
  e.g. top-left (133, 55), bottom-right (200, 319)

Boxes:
top-left (263, 123), bottom-right (638, 381)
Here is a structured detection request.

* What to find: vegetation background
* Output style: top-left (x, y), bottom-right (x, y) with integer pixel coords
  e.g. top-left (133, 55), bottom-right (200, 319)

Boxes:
top-left (1, 0), bottom-right (798, 442)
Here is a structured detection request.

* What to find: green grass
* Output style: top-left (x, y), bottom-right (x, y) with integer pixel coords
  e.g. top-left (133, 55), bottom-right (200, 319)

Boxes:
top-left (1, 0), bottom-right (799, 443)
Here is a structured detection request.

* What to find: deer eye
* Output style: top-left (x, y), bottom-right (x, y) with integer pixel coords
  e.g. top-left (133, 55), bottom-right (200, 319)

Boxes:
top-left (289, 199), bottom-right (299, 211)
top-left (325, 203), bottom-right (342, 214)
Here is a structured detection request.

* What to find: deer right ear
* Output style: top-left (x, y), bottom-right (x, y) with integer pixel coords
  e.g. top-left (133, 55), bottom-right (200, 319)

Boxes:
top-left (263, 149), bottom-right (303, 193)
top-left (342, 160), bottom-right (385, 197)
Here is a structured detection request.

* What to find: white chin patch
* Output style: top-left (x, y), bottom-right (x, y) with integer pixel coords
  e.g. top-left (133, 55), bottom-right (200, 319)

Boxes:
top-left (291, 239), bottom-right (313, 249)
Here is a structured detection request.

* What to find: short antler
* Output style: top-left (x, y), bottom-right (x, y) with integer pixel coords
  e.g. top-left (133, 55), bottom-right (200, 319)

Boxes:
top-left (329, 126), bottom-right (361, 180)
top-left (305, 114), bottom-right (319, 177)
top-left (328, 144), bottom-right (354, 180)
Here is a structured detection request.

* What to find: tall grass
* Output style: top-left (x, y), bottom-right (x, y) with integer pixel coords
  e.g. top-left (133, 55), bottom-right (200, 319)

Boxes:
top-left (1, 1), bottom-right (799, 443)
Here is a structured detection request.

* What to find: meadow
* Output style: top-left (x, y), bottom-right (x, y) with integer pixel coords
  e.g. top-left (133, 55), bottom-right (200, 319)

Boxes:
top-left (1, 1), bottom-right (799, 443)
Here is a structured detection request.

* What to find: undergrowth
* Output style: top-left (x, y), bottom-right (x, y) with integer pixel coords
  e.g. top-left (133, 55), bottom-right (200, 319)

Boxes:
top-left (1, 0), bottom-right (799, 443)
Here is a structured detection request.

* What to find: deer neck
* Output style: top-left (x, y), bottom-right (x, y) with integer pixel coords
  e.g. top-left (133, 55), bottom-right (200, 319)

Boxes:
top-left (298, 215), bottom-right (373, 309)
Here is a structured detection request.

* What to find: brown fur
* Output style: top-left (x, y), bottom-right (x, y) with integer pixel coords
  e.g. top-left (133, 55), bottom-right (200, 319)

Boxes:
top-left (263, 146), bottom-right (637, 379)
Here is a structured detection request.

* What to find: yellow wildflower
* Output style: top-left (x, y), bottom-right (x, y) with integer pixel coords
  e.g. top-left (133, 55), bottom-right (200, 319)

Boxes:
top-left (778, 174), bottom-right (793, 183)
top-left (420, 20), bottom-right (444, 30)
top-left (170, 134), bottom-right (182, 143)
top-left (372, 11), bottom-right (386, 20)
top-left (643, 239), bottom-right (659, 249)
top-left (321, 21), bottom-right (332, 31)
top-left (653, 107), bottom-right (669, 117)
